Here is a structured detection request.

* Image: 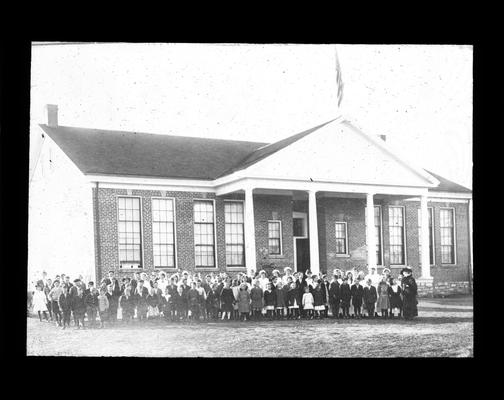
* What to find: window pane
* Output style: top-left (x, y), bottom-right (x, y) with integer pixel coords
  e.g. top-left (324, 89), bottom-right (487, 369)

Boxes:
top-left (194, 201), bottom-right (215, 267)
top-left (389, 207), bottom-right (404, 264)
top-left (118, 197), bottom-right (142, 264)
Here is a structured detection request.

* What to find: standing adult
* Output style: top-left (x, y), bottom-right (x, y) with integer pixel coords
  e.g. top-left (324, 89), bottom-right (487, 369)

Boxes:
top-left (329, 271), bottom-right (341, 318)
top-left (400, 267), bottom-right (418, 320)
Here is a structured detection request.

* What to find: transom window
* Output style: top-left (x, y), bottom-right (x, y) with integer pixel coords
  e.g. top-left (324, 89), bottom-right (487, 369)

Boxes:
top-left (225, 202), bottom-right (245, 267)
top-left (152, 198), bottom-right (176, 268)
top-left (194, 200), bottom-right (216, 268)
top-left (418, 207), bottom-right (434, 265)
top-left (268, 221), bottom-right (282, 255)
top-left (440, 208), bottom-right (456, 264)
top-left (389, 206), bottom-right (405, 265)
top-left (334, 222), bottom-right (348, 254)
top-left (118, 197), bottom-right (142, 266)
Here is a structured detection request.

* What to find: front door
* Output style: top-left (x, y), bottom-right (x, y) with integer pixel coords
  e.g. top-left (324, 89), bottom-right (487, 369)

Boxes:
top-left (295, 238), bottom-right (310, 273)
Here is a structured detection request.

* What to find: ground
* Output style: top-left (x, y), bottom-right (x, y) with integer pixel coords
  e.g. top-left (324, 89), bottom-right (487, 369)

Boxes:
top-left (27, 296), bottom-right (473, 357)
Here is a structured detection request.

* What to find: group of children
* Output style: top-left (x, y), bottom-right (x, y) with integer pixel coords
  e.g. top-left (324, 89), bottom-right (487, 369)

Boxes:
top-left (29, 265), bottom-right (418, 329)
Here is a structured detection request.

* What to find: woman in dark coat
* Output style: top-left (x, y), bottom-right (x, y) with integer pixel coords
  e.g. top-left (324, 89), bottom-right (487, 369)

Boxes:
top-left (339, 277), bottom-right (352, 319)
top-left (388, 277), bottom-right (403, 318)
top-left (401, 268), bottom-right (418, 319)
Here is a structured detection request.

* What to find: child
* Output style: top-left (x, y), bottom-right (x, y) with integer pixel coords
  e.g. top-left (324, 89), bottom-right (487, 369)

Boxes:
top-left (312, 280), bottom-right (325, 319)
top-left (250, 280), bottom-right (263, 320)
top-left (263, 283), bottom-right (276, 320)
top-left (329, 273), bottom-right (341, 319)
top-left (377, 276), bottom-right (390, 318)
top-left (44, 279), bottom-right (53, 322)
top-left (173, 285), bottom-right (184, 321)
top-left (302, 286), bottom-right (314, 319)
top-left (237, 283), bottom-right (251, 321)
top-left (350, 278), bottom-right (364, 318)
top-left (97, 288), bottom-right (109, 328)
top-left (135, 280), bottom-right (149, 322)
top-left (32, 285), bottom-right (49, 322)
top-left (147, 287), bottom-right (161, 319)
top-left (160, 286), bottom-right (172, 321)
top-left (205, 283), bottom-right (220, 320)
top-left (287, 282), bottom-right (301, 319)
top-left (363, 278), bottom-right (377, 318)
top-left (106, 284), bottom-right (119, 324)
top-left (231, 279), bottom-right (241, 320)
top-left (84, 282), bottom-right (99, 328)
top-left (275, 281), bottom-right (286, 320)
top-left (220, 281), bottom-right (235, 320)
top-left (72, 287), bottom-right (87, 329)
top-left (388, 277), bottom-right (403, 318)
top-left (47, 280), bottom-right (63, 326)
top-left (339, 276), bottom-right (352, 319)
top-left (187, 282), bottom-right (201, 321)
top-left (119, 287), bottom-right (134, 323)
top-left (58, 285), bottom-right (73, 329)
top-left (196, 280), bottom-right (207, 320)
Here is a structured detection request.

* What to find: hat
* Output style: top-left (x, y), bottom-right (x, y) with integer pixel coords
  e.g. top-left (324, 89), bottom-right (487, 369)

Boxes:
top-left (400, 267), bottom-right (412, 275)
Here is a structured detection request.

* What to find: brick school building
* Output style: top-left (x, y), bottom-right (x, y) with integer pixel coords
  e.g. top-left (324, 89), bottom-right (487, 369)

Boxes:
top-left (30, 105), bottom-right (472, 297)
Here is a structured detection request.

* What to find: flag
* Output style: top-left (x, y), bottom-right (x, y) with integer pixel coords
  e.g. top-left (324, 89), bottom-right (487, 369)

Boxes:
top-left (335, 47), bottom-right (344, 107)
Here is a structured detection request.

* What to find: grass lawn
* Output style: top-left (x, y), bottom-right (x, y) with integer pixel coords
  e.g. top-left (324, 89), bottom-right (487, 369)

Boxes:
top-left (27, 296), bottom-right (473, 357)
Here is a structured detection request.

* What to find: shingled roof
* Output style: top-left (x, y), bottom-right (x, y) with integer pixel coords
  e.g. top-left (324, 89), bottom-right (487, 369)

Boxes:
top-left (39, 123), bottom-right (471, 193)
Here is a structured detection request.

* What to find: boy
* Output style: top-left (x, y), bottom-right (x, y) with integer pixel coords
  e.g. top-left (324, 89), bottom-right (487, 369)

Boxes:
top-left (187, 282), bottom-right (201, 321)
top-left (339, 276), bottom-right (351, 319)
top-left (84, 282), bottom-right (99, 328)
top-left (97, 288), bottom-right (109, 328)
top-left (72, 287), bottom-right (87, 329)
top-left (363, 278), bottom-right (377, 318)
top-left (48, 280), bottom-right (64, 326)
top-left (329, 272), bottom-right (341, 319)
top-left (350, 278), bottom-right (364, 319)
top-left (58, 285), bottom-right (72, 329)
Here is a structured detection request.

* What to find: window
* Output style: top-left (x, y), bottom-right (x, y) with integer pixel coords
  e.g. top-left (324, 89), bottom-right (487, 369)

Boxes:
top-left (334, 222), bottom-right (347, 254)
top-left (225, 201), bottom-right (244, 267)
top-left (440, 208), bottom-right (456, 264)
top-left (118, 197), bottom-right (142, 266)
top-left (152, 198), bottom-right (176, 268)
top-left (389, 206), bottom-right (405, 265)
top-left (268, 221), bottom-right (282, 255)
top-left (194, 200), bottom-right (216, 268)
top-left (418, 207), bottom-right (434, 265)
top-left (374, 206), bottom-right (382, 265)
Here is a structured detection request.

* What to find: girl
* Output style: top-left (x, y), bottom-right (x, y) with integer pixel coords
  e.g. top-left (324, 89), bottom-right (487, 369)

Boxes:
top-left (250, 280), bottom-right (264, 320)
top-left (237, 283), bottom-right (251, 321)
top-left (147, 287), bottom-right (161, 319)
top-left (275, 281), bottom-right (286, 320)
top-left (73, 288), bottom-right (87, 329)
top-left (231, 279), bottom-right (241, 320)
top-left (377, 276), bottom-right (390, 318)
top-left (388, 277), bottom-right (403, 318)
top-left (220, 281), bottom-right (235, 321)
top-left (287, 282), bottom-right (301, 319)
top-left (339, 276), bottom-right (352, 318)
top-left (97, 288), bottom-right (109, 328)
top-left (119, 287), bottom-right (134, 323)
top-left (32, 285), bottom-right (49, 322)
top-left (302, 286), bottom-right (314, 319)
top-left (47, 280), bottom-right (63, 326)
top-left (312, 279), bottom-right (325, 319)
top-left (263, 283), bottom-right (276, 320)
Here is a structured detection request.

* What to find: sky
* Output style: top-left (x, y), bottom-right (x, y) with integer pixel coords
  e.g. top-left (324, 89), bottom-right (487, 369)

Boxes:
top-left (30, 43), bottom-right (472, 188)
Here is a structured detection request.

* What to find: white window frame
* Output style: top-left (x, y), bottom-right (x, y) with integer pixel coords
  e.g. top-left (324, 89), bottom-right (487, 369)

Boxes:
top-left (224, 200), bottom-right (245, 269)
top-left (151, 197), bottom-right (178, 270)
top-left (267, 220), bottom-right (283, 256)
top-left (116, 195), bottom-right (144, 270)
top-left (193, 198), bottom-right (218, 270)
top-left (439, 207), bottom-right (457, 265)
top-left (388, 205), bottom-right (408, 266)
top-left (417, 206), bottom-right (435, 266)
top-left (334, 221), bottom-right (349, 256)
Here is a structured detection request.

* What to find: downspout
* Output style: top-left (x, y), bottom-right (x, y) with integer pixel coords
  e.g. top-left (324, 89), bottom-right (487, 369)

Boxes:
top-left (93, 182), bottom-right (102, 283)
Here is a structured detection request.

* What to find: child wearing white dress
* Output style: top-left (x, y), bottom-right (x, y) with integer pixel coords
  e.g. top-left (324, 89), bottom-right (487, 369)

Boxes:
top-left (302, 286), bottom-right (314, 319)
top-left (32, 285), bottom-right (49, 322)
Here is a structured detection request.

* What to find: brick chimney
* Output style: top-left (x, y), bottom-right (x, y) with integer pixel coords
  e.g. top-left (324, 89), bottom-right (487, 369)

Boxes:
top-left (45, 104), bottom-right (58, 127)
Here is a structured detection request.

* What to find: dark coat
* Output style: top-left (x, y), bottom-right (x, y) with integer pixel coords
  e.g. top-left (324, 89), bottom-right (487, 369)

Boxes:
top-left (147, 293), bottom-right (161, 308)
top-left (106, 292), bottom-right (118, 310)
top-left (130, 279), bottom-right (138, 293)
top-left (350, 284), bottom-right (364, 307)
top-left (329, 281), bottom-right (341, 303)
top-left (286, 287), bottom-right (301, 307)
top-left (250, 287), bottom-right (264, 309)
top-left (119, 295), bottom-right (134, 314)
top-left (58, 293), bottom-right (73, 313)
top-left (312, 286), bottom-right (325, 307)
top-left (133, 286), bottom-right (149, 307)
top-left (84, 291), bottom-right (99, 308)
top-left (167, 284), bottom-right (178, 303)
top-left (72, 294), bottom-right (86, 314)
top-left (264, 290), bottom-right (277, 307)
top-left (220, 287), bottom-right (235, 312)
top-left (187, 289), bottom-right (200, 308)
top-left (339, 283), bottom-right (352, 306)
top-left (401, 276), bottom-right (418, 318)
top-left (363, 285), bottom-right (377, 304)
top-left (275, 287), bottom-right (286, 308)
top-left (206, 290), bottom-right (220, 309)
top-left (388, 285), bottom-right (403, 309)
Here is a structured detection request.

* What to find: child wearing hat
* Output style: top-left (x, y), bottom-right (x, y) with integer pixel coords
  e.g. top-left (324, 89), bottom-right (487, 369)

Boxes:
top-left (302, 286), bottom-right (314, 319)
top-left (388, 277), bottom-right (403, 318)
top-left (312, 279), bottom-right (325, 319)
top-left (263, 282), bottom-right (277, 320)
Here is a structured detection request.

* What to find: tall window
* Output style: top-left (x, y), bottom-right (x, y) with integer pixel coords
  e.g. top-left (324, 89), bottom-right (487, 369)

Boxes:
top-left (334, 222), bottom-right (347, 254)
top-left (268, 221), bottom-right (282, 255)
top-left (389, 206), bottom-right (405, 265)
top-left (225, 202), bottom-right (244, 267)
top-left (194, 200), bottom-right (216, 268)
top-left (118, 197), bottom-right (142, 266)
top-left (374, 206), bottom-right (382, 265)
top-left (418, 207), bottom-right (434, 265)
top-left (152, 198), bottom-right (176, 268)
top-left (440, 208), bottom-right (455, 264)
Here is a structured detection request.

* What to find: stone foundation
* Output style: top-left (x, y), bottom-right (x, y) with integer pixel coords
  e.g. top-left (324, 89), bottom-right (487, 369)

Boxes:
top-left (417, 280), bottom-right (471, 298)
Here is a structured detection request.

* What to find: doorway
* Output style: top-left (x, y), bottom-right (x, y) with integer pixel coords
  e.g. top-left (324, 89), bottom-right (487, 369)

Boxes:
top-left (293, 212), bottom-right (309, 272)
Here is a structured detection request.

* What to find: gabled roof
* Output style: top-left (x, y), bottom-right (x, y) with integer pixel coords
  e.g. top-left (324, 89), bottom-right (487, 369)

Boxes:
top-left (39, 122), bottom-right (471, 194)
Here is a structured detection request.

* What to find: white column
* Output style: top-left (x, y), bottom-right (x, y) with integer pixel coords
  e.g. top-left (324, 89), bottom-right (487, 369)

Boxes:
top-left (468, 198), bottom-right (473, 277)
top-left (366, 193), bottom-right (377, 272)
top-left (244, 187), bottom-right (257, 275)
top-left (420, 194), bottom-right (432, 279)
top-left (308, 190), bottom-right (320, 275)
